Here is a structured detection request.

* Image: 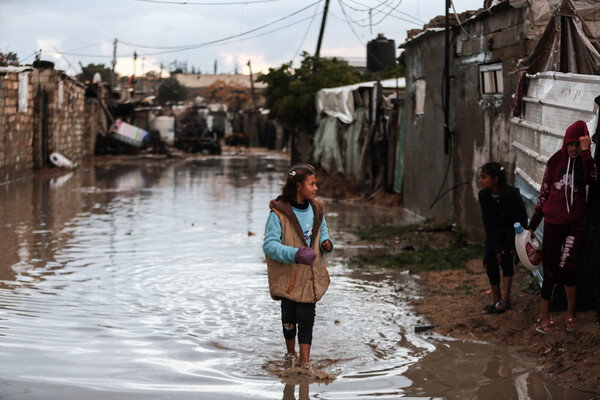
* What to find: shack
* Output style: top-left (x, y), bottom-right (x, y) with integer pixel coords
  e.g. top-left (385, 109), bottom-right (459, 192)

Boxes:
top-left (0, 66), bottom-right (34, 181)
top-left (31, 63), bottom-right (87, 169)
top-left (510, 0), bottom-right (600, 310)
top-left (313, 78), bottom-right (406, 196)
top-left (0, 62), bottom-right (101, 182)
top-left (401, 0), bottom-right (600, 237)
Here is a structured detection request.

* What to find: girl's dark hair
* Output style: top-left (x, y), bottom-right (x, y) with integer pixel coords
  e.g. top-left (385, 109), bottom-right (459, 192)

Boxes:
top-left (276, 164), bottom-right (315, 203)
top-left (481, 162), bottom-right (507, 188)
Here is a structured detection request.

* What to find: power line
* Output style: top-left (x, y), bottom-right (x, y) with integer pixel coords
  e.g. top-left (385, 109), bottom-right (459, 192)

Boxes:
top-left (293, 0), bottom-right (323, 61)
top-left (339, 0), bottom-right (424, 26)
top-left (49, 13), bottom-right (320, 60)
top-left (134, 0), bottom-right (281, 5)
top-left (119, 1), bottom-right (320, 50)
top-left (337, 0), bottom-right (365, 46)
top-left (339, 0), bottom-right (406, 27)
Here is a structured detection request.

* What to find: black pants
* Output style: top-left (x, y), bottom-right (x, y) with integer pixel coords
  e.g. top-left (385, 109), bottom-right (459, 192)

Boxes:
top-left (281, 298), bottom-right (316, 345)
top-left (484, 252), bottom-right (514, 286)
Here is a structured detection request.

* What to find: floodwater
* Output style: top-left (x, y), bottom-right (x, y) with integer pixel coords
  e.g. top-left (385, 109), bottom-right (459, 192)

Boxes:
top-left (0, 153), bottom-right (593, 400)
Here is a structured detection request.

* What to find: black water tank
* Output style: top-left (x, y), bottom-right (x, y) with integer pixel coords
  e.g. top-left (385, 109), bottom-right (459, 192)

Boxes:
top-left (367, 34), bottom-right (396, 72)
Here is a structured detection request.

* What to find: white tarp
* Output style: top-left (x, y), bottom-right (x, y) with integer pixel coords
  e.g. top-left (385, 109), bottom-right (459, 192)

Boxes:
top-left (313, 116), bottom-right (343, 173)
top-left (18, 72), bottom-right (29, 113)
top-left (315, 78), bottom-right (405, 124)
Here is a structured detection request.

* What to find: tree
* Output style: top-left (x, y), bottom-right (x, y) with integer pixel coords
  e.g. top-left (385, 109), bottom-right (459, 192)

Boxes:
top-left (157, 77), bottom-right (188, 104)
top-left (257, 52), bottom-right (363, 134)
top-left (77, 63), bottom-right (113, 83)
top-left (0, 51), bottom-right (19, 66)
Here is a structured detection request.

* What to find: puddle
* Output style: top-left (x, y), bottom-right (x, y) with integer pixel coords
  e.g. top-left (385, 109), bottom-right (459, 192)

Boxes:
top-left (0, 154), bottom-right (593, 399)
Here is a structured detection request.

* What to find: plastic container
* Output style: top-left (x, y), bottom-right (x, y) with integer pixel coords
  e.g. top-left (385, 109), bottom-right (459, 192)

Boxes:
top-left (49, 152), bottom-right (74, 169)
top-left (514, 222), bottom-right (542, 271)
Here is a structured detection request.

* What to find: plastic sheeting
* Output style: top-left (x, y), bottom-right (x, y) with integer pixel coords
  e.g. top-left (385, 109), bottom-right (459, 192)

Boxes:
top-left (315, 78), bottom-right (405, 124)
top-left (17, 71), bottom-right (29, 113)
top-left (344, 107), bottom-right (366, 179)
top-left (313, 116), bottom-right (343, 173)
top-left (513, 0), bottom-right (600, 41)
top-left (517, 0), bottom-right (600, 75)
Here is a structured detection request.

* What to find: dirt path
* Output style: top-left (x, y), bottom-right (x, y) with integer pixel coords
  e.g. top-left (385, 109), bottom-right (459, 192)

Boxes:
top-left (412, 259), bottom-right (600, 396)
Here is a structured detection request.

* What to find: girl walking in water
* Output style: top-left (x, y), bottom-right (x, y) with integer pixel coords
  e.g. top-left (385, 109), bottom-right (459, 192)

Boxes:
top-left (478, 162), bottom-right (528, 314)
top-left (263, 164), bottom-right (333, 368)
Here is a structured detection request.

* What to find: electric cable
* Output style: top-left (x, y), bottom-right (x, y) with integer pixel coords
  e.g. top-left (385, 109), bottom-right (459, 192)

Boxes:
top-left (118, 1), bottom-right (320, 50)
top-left (449, 0), bottom-right (470, 37)
top-left (337, 0), bottom-right (365, 46)
top-left (19, 51), bottom-right (38, 63)
top-left (341, 0), bottom-right (424, 24)
top-left (49, 12), bottom-right (319, 59)
top-left (292, 0), bottom-right (323, 62)
top-left (430, 29), bottom-right (461, 209)
top-left (134, 0), bottom-right (281, 5)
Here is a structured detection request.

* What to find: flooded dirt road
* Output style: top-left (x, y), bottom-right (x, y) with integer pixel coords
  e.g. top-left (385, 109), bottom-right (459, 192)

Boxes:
top-left (0, 154), bottom-right (593, 399)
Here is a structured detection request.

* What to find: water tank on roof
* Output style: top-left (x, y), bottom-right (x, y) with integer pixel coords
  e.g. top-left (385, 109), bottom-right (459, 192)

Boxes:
top-left (367, 34), bottom-right (396, 72)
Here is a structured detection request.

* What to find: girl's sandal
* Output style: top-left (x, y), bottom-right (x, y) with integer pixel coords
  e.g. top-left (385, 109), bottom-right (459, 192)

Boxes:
top-left (565, 317), bottom-right (579, 332)
top-left (535, 320), bottom-right (557, 335)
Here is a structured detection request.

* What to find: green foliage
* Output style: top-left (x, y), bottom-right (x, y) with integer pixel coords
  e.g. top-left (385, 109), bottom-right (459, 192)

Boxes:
top-left (352, 223), bottom-right (422, 241)
top-left (347, 244), bottom-right (483, 273)
top-left (77, 63), bottom-right (113, 83)
top-left (0, 51), bottom-right (19, 66)
top-left (257, 52), bottom-right (363, 133)
top-left (157, 77), bottom-right (188, 105)
top-left (520, 272), bottom-right (541, 295)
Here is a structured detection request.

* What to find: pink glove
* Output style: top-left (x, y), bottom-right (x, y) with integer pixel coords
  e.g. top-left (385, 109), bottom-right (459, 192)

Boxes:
top-left (295, 246), bottom-right (316, 265)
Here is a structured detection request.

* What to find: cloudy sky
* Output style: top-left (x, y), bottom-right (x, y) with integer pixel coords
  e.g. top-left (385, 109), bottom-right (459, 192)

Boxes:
top-left (1, 0), bottom-right (484, 77)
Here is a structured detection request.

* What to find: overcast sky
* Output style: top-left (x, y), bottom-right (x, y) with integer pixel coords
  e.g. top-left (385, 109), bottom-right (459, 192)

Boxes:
top-left (1, 0), bottom-right (484, 77)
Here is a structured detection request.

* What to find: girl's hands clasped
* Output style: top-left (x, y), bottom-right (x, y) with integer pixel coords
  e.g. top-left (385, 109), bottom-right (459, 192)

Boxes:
top-left (295, 246), bottom-right (317, 265)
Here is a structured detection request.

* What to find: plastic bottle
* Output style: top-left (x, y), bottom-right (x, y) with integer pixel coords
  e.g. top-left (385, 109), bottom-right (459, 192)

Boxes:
top-left (514, 222), bottom-right (542, 271)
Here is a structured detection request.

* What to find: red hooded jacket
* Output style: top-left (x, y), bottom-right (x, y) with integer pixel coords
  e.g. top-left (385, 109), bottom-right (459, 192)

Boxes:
top-left (528, 120), bottom-right (597, 230)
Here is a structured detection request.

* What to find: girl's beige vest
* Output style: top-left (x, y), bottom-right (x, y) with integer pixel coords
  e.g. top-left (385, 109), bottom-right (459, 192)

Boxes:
top-left (266, 198), bottom-right (330, 303)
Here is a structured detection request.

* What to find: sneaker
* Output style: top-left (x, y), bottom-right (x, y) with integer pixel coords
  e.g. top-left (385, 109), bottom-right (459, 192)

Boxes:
top-left (282, 353), bottom-right (298, 368)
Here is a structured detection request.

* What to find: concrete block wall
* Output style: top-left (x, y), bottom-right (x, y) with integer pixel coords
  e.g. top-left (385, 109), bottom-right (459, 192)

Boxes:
top-left (32, 68), bottom-right (86, 168)
top-left (0, 70), bottom-right (34, 182)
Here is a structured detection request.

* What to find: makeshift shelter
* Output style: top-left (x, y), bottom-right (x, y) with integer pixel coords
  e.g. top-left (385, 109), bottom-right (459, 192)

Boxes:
top-left (313, 78), bottom-right (406, 195)
top-left (517, 0), bottom-right (600, 74)
top-left (511, 0), bottom-right (600, 311)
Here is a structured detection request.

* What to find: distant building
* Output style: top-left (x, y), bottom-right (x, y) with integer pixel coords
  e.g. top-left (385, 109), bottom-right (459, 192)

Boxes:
top-left (172, 73), bottom-right (266, 104)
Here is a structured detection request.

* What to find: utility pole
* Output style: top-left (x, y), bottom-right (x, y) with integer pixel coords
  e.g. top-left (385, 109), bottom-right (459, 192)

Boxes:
top-left (315, 0), bottom-right (330, 58)
top-left (133, 51), bottom-right (138, 77)
top-left (247, 60), bottom-right (260, 147)
top-left (247, 60), bottom-right (258, 111)
top-left (111, 39), bottom-right (117, 89)
top-left (444, 0), bottom-right (451, 154)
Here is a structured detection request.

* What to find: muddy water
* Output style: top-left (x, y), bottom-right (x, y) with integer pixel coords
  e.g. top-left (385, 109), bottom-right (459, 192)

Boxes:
top-left (0, 154), bottom-right (592, 399)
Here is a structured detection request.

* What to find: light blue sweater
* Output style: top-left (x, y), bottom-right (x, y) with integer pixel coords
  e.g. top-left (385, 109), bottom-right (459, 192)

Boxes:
top-left (263, 204), bottom-right (333, 264)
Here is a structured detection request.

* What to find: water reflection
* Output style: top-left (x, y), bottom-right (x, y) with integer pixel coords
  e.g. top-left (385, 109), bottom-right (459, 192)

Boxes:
top-left (0, 154), bottom-right (594, 399)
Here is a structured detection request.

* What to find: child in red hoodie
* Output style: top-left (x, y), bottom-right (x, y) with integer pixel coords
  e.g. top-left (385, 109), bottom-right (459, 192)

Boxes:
top-left (528, 120), bottom-right (597, 334)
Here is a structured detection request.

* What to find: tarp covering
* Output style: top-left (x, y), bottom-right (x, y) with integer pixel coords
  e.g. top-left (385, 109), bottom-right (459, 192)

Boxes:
top-left (517, 0), bottom-right (600, 74)
top-left (315, 78), bottom-right (405, 124)
top-left (344, 107), bottom-right (366, 179)
top-left (313, 116), bottom-right (343, 173)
